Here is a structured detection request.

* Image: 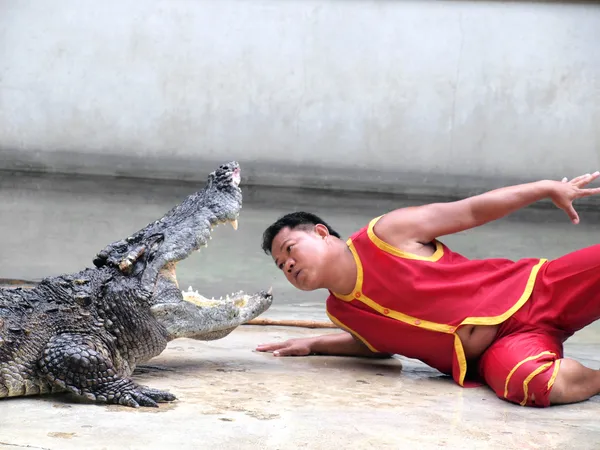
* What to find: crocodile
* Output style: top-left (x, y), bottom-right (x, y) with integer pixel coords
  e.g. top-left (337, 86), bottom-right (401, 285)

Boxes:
top-left (0, 161), bottom-right (273, 408)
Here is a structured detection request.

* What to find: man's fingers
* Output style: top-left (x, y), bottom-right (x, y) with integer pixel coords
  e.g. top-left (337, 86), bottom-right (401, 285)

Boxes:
top-left (568, 173), bottom-right (592, 185)
top-left (273, 348), bottom-right (290, 356)
top-left (255, 342), bottom-right (287, 352)
top-left (578, 186), bottom-right (600, 197)
top-left (573, 171), bottom-right (600, 187)
top-left (273, 346), bottom-right (307, 357)
top-left (570, 174), bottom-right (589, 183)
top-left (566, 204), bottom-right (580, 224)
top-left (256, 342), bottom-right (309, 356)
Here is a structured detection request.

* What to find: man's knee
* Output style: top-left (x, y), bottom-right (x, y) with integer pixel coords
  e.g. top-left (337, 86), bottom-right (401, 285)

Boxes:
top-left (505, 359), bottom-right (560, 408)
top-left (481, 350), bottom-right (561, 408)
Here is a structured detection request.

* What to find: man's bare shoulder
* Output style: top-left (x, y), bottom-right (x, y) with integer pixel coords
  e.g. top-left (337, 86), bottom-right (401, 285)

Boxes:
top-left (372, 208), bottom-right (418, 240)
top-left (372, 209), bottom-right (437, 256)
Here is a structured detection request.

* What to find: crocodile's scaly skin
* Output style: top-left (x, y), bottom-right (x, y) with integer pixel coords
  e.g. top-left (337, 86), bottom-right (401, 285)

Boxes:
top-left (0, 161), bottom-right (273, 407)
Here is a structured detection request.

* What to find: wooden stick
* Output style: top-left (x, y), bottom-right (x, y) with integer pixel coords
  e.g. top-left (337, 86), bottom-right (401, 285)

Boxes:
top-left (0, 278), bottom-right (39, 289)
top-left (244, 318), bottom-right (337, 329)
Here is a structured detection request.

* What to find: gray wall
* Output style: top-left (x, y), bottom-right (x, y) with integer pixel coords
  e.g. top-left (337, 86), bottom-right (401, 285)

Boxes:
top-left (0, 0), bottom-right (599, 196)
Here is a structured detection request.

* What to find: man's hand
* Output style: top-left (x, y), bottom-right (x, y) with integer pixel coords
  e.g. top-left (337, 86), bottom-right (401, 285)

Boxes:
top-left (255, 338), bottom-right (314, 357)
top-left (255, 332), bottom-right (391, 358)
top-left (555, 172), bottom-right (600, 224)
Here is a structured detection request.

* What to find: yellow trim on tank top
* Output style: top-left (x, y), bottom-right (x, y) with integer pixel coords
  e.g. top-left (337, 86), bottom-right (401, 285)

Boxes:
top-left (453, 335), bottom-right (468, 386)
top-left (460, 258), bottom-right (547, 326)
top-left (367, 215), bottom-right (444, 262)
top-left (333, 241), bottom-right (454, 332)
top-left (333, 221), bottom-right (546, 387)
top-left (326, 310), bottom-right (380, 353)
top-left (336, 227), bottom-right (547, 330)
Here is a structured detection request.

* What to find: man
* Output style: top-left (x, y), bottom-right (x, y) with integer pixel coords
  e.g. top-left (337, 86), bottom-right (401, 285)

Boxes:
top-left (256, 172), bottom-right (600, 408)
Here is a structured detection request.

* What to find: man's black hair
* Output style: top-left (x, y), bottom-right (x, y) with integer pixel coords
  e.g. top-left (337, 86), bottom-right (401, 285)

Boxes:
top-left (261, 211), bottom-right (341, 255)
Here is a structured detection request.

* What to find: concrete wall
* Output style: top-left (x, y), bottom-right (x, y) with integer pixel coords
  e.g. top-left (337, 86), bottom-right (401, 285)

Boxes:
top-left (0, 0), bottom-right (599, 196)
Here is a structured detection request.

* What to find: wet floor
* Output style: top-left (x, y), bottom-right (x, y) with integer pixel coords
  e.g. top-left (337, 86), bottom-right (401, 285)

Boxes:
top-left (1, 170), bottom-right (600, 448)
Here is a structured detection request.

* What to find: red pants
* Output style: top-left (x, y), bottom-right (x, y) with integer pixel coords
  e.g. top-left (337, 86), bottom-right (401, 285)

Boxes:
top-left (478, 244), bottom-right (600, 407)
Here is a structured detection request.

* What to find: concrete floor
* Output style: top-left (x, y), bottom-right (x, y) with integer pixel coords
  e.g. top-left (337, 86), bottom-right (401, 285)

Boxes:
top-left (0, 326), bottom-right (599, 450)
top-left (1, 171), bottom-right (600, 449)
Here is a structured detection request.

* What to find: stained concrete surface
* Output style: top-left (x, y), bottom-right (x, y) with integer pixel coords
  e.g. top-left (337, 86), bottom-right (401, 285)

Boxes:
top-left (1, 170), bottom-right (600, 449)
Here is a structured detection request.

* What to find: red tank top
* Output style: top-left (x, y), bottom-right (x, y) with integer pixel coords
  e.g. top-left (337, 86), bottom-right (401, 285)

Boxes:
top-left (326, 216), bottom-right (547, 387)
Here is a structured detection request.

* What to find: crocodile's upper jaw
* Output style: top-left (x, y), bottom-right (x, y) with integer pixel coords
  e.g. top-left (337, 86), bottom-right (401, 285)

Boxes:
top-left (91, 161), bottom-right (273, 339)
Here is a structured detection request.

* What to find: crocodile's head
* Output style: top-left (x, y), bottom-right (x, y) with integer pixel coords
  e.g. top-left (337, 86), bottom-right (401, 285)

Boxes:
top-left (92, 161), bottom-right (272, 341)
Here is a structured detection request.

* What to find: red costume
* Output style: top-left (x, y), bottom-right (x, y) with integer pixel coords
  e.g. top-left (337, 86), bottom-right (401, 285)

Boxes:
top-left (326, 216), bottom-right (600, 407)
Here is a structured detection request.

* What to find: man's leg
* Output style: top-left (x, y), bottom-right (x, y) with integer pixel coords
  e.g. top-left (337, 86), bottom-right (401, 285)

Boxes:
top-left (548, 358), bottom-right (600, 404)
top-left (477, 244), bottom-right (600, 407)
top-left (477, 331), bottom-right (600, 407)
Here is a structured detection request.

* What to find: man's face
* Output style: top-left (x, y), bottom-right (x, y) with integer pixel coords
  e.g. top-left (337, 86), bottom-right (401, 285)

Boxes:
top-left (270, 225), bottom-right (330, 291)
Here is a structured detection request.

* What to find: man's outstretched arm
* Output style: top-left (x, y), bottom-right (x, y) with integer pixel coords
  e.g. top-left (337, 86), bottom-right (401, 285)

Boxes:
top-left (255, 331), bottom-right (392, 358)
top-left (378, 172), bottom-right (600, 245)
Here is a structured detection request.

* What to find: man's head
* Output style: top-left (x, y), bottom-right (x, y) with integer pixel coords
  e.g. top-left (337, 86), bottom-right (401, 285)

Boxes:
top-left (262, 212), bottom-right (341, 291)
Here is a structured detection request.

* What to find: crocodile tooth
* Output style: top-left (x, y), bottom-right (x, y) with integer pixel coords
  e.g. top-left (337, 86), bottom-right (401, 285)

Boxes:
top-left (230, 219), bottom-right (238, 230)
top-left (267, 287), bottom-right (273, 295)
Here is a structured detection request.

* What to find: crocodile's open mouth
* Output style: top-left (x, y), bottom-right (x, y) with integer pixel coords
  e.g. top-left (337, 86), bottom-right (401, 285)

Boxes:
top-left (149, 167), bottom-right (271, 321)
top-left (146, 174), bottom-right (272, 338)
top-left (149, 217), bottom-right (273, 339)
top-left (156, 214), bottom-right (247, 306)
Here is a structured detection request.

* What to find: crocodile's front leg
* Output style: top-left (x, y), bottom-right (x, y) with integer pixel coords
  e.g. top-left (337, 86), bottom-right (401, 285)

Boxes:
top-left (38, 333), bottom-right (176, 408)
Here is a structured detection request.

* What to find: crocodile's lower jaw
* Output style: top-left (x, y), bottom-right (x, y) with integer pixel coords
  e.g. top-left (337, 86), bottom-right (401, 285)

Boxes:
top-left (182, 288), bottom-right (250, 308)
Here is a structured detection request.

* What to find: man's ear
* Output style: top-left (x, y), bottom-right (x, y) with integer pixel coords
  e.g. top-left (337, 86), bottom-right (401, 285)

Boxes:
top-left (314, 224), bottom-right (329, 238)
